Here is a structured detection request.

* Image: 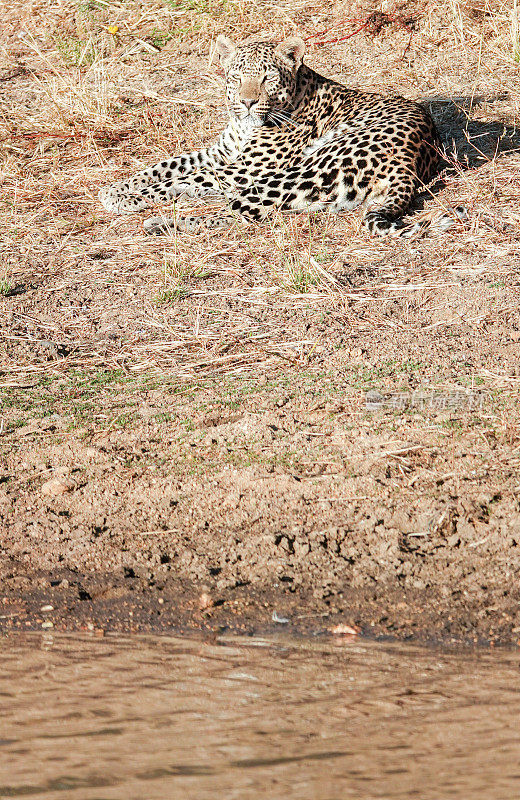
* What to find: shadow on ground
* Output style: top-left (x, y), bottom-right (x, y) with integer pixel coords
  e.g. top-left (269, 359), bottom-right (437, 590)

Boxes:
top-left (429, 93), bottom-right (520, 166)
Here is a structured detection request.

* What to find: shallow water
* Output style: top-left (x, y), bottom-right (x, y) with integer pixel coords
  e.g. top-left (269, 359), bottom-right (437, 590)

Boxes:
top-left (1, 632), bottom-right (520, 799)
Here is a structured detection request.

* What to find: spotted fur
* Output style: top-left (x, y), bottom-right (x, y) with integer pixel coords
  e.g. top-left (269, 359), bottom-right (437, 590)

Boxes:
top-left (99, 35), bottom-right (464, 236)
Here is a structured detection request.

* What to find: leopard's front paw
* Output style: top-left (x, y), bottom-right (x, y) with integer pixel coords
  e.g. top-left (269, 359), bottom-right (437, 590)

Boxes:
top-left (143, 215), bottom-right (202, 235)
top-left (98, 184), bottom-right (151, 213)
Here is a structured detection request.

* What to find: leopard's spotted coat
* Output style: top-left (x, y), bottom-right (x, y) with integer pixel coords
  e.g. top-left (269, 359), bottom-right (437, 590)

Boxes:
top-left (100, 35), bottom-right (464, 236)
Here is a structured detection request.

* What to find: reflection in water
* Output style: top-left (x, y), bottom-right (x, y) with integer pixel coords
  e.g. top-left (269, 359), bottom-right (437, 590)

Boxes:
top-left (1, 633), bottom-right (520, 798)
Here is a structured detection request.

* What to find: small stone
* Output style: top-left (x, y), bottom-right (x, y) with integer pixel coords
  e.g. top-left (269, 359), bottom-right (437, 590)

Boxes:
top-left (272, 611), bottom-right (290, 624)
top-left (84, 447), bottom-right (99, 458)
top-left (41, 478), bottom-right (75, 496)
top-left (456, 518), bottom-right (477, 541)
top-left (40, 605), bottom-right (53, 612)
top-left (330, 623), bottom-right (361, 636)
top-left (198, 592), bottom-right (213, 610)
top-left (41, 621), bottom-right (54, 629)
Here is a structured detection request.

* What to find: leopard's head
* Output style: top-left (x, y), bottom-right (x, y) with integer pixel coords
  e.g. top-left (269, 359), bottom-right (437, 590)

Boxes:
top-left (215, 35), bottom-right (305, 125)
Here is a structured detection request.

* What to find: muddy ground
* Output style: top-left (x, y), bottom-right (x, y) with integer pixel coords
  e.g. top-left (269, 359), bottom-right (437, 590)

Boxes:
top-left (1, 0), bottom-right (520, 644)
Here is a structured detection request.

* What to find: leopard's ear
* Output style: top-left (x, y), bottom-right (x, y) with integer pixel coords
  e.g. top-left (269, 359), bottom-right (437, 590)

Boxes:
top-left (216, 34), bottom-right (237, 66)
top-left (275, 36), bottom-right (305, 67)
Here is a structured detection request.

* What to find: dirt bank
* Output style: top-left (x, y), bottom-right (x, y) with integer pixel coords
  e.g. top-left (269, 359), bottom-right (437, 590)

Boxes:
top-left (1, 0), bottom-right (520, 643)
top-left (3, 362), bottom-right (520, 644)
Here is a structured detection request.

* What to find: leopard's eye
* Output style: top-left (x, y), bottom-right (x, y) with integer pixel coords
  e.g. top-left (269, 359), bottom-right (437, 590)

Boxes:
top-left (227, 70), bottom-right (241, 84)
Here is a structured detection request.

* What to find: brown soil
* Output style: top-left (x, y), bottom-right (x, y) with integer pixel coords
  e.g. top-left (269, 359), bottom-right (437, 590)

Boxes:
top-left (1, 0), bottom-right (520, 644)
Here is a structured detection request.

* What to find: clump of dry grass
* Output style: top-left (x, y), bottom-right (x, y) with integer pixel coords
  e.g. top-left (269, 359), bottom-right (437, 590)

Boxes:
top-left (0, 0), bottom-right (519, 386)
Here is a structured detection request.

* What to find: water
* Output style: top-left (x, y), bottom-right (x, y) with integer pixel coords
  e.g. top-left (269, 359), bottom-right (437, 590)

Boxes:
top-left (1, 632), bottom-right (520, 799)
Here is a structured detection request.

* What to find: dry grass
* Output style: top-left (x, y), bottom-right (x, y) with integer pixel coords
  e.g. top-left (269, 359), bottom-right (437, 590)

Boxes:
top-left (0, 0), bottom-right (519, 385)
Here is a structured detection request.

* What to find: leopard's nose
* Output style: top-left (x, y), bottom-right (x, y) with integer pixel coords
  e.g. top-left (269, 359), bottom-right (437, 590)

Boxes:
top-left (242, 98), bottom-right (257, 109)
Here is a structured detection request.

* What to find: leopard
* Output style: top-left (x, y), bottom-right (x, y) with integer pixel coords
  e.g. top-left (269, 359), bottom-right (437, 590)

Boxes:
top-left (99, 35), bottom-right (466, 237)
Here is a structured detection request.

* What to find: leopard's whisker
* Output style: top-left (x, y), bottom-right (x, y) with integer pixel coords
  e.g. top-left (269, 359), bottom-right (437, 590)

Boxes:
top-left (268, 111), bottom-right (301, 129)
top-left (267, 113), bottom-right (282, 128)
